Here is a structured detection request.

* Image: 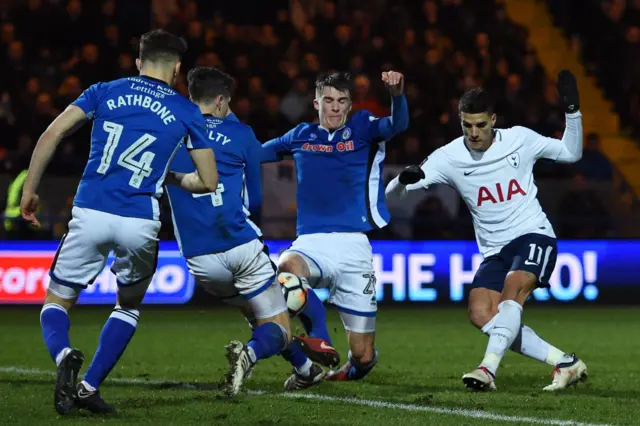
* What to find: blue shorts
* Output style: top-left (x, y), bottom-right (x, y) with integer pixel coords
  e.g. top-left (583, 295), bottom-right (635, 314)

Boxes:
top-left (472, 233), bottom-right (557, 291)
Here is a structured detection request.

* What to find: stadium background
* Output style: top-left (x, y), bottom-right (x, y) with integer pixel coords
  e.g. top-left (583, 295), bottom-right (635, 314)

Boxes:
top-left (0, 0), bottom-right (639, 306)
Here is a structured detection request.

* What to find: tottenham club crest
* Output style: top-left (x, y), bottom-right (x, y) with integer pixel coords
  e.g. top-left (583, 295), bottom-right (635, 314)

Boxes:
top-left (507, 152), bottom-right (520, 168)
top-left (342, 127), bottom-right (351, 140)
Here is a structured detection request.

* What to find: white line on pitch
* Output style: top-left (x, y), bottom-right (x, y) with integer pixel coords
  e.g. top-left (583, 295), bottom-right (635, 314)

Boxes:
top-left (0, 366), bottom-right (614, 426)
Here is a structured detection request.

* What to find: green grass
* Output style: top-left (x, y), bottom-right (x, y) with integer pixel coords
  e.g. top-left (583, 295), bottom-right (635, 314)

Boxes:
top-left (1, 306), bottom-right (640, 425)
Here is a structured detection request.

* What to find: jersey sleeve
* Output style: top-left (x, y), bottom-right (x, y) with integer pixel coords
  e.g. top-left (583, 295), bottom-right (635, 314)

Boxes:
top-left (185, 111), bottom-right (209, 150)
top-left (518, 120), bottom-right (582, 163)
top-left (261, 126), bottom-right (296, 163)
top-left (71, 83), bottom-right (104, 119)
top-left (406, 150), bottom-right (450, 191)
top-left (386, 150), bottom-right (450, 201)
top-left (514, 111), bottom-right (582, 163)
top-left (243, 128), bottom-right (263, 215)
top-left (356, 95), bottom-right (409, 143)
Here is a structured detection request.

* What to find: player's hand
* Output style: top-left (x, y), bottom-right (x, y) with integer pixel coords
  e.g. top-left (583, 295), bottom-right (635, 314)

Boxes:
top-left (557, 70), bottom-right (580, 114)
top-left (164, 171), bottom-right (180, 186)
top-left (20, 191), bottom-right (41, 228)
top-left (382, 71), bottom-right (404, 96)
top-left (398, 165), bottom-right (425, 185)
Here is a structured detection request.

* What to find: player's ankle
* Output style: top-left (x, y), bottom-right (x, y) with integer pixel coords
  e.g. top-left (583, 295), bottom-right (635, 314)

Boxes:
top-left (55, 347), bottom-right (72, 367)
top-left (545, 347), bottom-right (566, 366)
top-left (80, 380), bottom-right (97, 392)
top-left (295, 358), bottom-right (313, 376)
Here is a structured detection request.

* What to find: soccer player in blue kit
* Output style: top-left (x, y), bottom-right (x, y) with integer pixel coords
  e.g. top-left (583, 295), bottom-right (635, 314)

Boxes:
top-left (20, 30), bottom-right (219, 414)
top-left (165, 67), bottom-right (327, 395)
top-left (262, 71), bottom-right (409, 382)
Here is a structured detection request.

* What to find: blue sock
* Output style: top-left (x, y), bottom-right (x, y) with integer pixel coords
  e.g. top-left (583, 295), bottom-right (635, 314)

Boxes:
top-left (40, 303), bottom-right (71, 365)
top-left (281, 339), bottom-right (309, 369)
top-left (298, 289), bottom-right (332, 345)
top-left (247, 322), bottom-right (287, 362)
top-left (347, 350), bottom-right (379, 381)
top-left (83, 307), bottom-right (139, 389)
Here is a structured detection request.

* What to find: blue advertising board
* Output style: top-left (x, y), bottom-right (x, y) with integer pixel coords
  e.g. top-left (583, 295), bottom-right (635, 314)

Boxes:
top-left (0, 240), bottom-right (637, 304)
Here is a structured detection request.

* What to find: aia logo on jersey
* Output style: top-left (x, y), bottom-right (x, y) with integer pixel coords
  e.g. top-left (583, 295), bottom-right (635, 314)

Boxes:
top-left (507, 152), bottom-right (520, 168)
top-left (477, 179), bottom-right (526, 206)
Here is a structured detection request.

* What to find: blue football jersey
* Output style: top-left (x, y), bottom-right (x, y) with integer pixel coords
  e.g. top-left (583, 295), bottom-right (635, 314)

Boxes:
top-left (167, 113), bottom-right (263, 257)
top-left (262, 96), bottom-right (409, 235)
top-left (71, 76), bottom-right (209, 220)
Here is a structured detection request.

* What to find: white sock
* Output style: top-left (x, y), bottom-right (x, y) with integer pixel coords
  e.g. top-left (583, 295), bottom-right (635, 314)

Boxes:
top-left (55, 347), bottom-right (72, 367)
top-left (545, 345), bottom-right (567, 366)
top-left (81, 380), bottom-right (96, 392)
top-left (247, 346), bottom-right (258, 364)
top-left (482, 316), bottom-right (566, 366)
top-left (295, 358), bottom-right (313, 376)
top-left (480, 300), bottom-right (522, 376)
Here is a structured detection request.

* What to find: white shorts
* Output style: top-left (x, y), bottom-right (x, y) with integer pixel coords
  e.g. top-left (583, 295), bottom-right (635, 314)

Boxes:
top-left (186, 239), bottom-right (286, 320)
top-left (283, 233), bottom-right (377, 318)
top-left (49, 207), bottom-right (160, 298)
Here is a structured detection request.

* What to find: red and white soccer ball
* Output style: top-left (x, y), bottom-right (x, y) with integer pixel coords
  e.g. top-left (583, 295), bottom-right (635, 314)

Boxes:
top-left (278, 273), bottom-right (308, 317)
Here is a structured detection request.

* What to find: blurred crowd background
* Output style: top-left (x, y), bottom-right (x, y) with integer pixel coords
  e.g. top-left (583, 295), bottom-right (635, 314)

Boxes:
top-left (0, 0), bottom-right (638, 241)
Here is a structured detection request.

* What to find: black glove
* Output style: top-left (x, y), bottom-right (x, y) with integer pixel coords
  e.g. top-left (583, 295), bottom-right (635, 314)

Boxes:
top-left (557, 70), bottom-right (580, 114)
top-left (398, 165), bottom-right (425, 185)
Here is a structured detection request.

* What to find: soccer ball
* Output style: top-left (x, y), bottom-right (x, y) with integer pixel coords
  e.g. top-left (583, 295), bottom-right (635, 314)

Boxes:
top-left (278, 273), bottom-right (308, 317)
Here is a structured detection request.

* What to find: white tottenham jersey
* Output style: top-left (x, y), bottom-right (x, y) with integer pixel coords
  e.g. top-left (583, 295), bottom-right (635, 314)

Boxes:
top-left (388, 113), bottom-right (583, 257)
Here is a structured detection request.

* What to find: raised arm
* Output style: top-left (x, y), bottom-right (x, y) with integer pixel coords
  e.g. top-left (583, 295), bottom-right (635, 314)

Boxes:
top-left (368, 71), bottom-right (409, 141)
top-left (529, 70), bottom-right (583, 163)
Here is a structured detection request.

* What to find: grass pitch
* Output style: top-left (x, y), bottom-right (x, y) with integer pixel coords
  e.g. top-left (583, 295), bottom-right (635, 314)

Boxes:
top-left (1, 306), bottom-right (639, 425)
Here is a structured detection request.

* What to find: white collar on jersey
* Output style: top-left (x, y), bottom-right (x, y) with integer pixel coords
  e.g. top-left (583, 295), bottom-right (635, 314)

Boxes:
top-left (318, 124), bottom-right (346, 142)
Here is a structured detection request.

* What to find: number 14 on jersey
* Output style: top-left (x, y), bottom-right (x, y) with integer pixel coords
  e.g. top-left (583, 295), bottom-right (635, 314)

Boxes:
top-left (98, 121), bottom-right (156, 189)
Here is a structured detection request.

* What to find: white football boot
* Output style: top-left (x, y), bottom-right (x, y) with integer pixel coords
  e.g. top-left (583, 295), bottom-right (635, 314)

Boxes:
top-left (462, 367), bottom-right (497, 392)
top-left (223, 340), bottom-right (255, 396)
top-left (543, 353), bottom-right (588, 391)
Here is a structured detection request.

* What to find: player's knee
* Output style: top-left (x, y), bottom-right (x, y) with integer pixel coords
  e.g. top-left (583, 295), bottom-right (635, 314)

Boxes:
top-left (117, 280), bottom-right (151, 309)
top-left (468, 288), bottom-right (497, 329)
top-left (44, 290), bottom-right (77, 312)
top-left (503, 270), bottom-right (537, 304)
top-left (116, 294), bottom-right (144, 310)
top-left (278, 254), bottom-right (310, 278)
top-left (468, 304), bottom-right (495, 329)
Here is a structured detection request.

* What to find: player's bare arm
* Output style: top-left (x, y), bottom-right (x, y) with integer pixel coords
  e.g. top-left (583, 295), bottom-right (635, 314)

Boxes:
top-left (166, 147), bottom-right (219, 194)
top-left (187, 147), bottom-right (219, 192)
top-left (20, 105), bottom-right (87, 226)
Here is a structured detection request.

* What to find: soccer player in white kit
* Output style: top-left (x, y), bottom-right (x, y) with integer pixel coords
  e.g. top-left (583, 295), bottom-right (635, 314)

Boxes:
top-left (386, 70), bottom-right (588, 392)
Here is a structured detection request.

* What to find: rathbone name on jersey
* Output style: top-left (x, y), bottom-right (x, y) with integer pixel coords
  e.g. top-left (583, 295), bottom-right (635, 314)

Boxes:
top-left (105, 95), bottom-right (176, 125)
